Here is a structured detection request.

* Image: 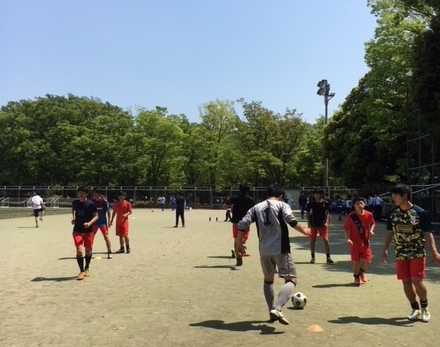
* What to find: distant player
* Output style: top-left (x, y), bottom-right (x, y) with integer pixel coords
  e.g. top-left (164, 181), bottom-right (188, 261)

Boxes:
top-left (236, 184), bottom-right (311, 325)
top-left (31, 192), bottom-right (44, 228)
top-left (306, 188), bottom-right (334, 264)
top-left (227, 184), bottom-right (255, 265)
top-left (343, 197), bottom-right (375, 285)
top-left (174, 192), bottom-right (186, 228)
top-left (110, 191), bottom-right (132, 254)
top-left (92, 188), bottom-right (112, 259)
top-left (71, 186), bottom-right (98, 280)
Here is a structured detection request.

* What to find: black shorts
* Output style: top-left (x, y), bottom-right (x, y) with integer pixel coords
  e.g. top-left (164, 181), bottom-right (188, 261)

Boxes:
top-left (33, 208), bottom-right (43, 217)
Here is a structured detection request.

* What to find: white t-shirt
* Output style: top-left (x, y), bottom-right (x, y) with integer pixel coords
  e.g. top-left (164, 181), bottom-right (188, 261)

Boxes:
top-left (31, 195), bottom-right (44, 209)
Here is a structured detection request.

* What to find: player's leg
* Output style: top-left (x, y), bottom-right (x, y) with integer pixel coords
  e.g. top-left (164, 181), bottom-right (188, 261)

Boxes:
top-left (309, 228), bottom-right (317, 263)
top-left (270, 254), bottom-right (296, 325)
top-left (321, 228), bottom-right (334, 264)
top-left (124, 227), bottom-right (130, 253)
top-left (231, 224), bottom-right (238, 259)
top-left (99, 225), bottom-right (112, 258)
top-left (352, 259), bottom-right (361, 285)
top-left (397, 259), bottom-right (420, 320)
top-left (73, 232), bottom-right (86, 280)
top-left (359, 248), bottom-right (372, 283)
top-left (241, 230), bottom-right (250, 256)
top-left (410, 258), bottom-right (430, 321)
top-left (115, 225), bottom-right (125, 253)
top-left (181, 211), bottom-right (185, 227)
top-left (261, 256), bottom-right (276, 321)
top-left (84, 232), bottom-right (94, 276)
top-left (33, 209), bottom-right (39, 228)
top-left (174, 211), bottom-right (179, 227)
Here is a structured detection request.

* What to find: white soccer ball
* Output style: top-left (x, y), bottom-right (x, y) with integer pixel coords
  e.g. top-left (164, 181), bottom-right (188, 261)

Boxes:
top-left (291, 292), bottom-right (307, 309)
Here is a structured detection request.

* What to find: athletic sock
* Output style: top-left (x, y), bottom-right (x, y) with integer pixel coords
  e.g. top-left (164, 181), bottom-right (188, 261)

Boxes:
top-left (420, 300), bottom-right (428, 309)
top-left (326, 253), bottom-right (331, 258)
top-left (411, 302), bottom-right (420, 310)
top-left (274, 281), bottom-right (295, 311)
top-left (263, 281), bottom-right (274, 311)
top-left (85, 255), bottom-right (92, 270)
top-left (311, 253), bottom-right (315, 258)
top-left (76, 256), bottom-right (84, 272)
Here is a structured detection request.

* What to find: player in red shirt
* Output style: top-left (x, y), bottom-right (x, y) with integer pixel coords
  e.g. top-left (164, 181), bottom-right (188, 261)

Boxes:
top-left (343, 197), bottom-right (375, 285)
top-left (109, 191), bottom-right (133, 254)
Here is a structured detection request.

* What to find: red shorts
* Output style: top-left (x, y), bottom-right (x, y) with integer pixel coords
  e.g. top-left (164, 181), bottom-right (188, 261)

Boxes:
top-left (92, 224), bottom-right (108, 236)
top-left (232, 223), bottom-right (249, 240)
top-left (116, 223), bottom-right (129, 236)
top-left (396, 257), bottom-right (426, 280)
top-left (350, 246), bottom-right (372, 262)
top-left (310, 227), bottom-right (328, 240)
top-left (72, 232), bottom-right (94, 249)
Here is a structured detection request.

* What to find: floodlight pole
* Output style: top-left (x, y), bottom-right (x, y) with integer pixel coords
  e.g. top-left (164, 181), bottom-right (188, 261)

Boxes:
top-left (317, 80), bottom-right (335, 198)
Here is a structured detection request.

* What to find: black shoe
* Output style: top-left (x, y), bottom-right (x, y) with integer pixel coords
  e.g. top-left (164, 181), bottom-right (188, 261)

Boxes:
top-left (107, 252), bottom-right (112, 259)
top-left (115, 248), bottom-right (125, 254)
top-left (236, 257), bottom-right (243, 266)
top-left (126, 248), bottom-right (131, 254)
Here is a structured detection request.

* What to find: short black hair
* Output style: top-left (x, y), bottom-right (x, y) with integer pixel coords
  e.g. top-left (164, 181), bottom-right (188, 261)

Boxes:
top-left (239, 184), bottom-right (250, 195)
top-left (352, 196), bottom-right (365, 204)
top-left (390, 184), bottom-right (411, 200)
top-left (77, 186), bottom-right (89, 194)
top-left (267, 184), bottom-right (284, 198)
top-left (118, 191), bottom-right (126, 197)
top-left (93, 188), bottom-right (102, 194)
top-left (313, 188), bottom-right (324, 194)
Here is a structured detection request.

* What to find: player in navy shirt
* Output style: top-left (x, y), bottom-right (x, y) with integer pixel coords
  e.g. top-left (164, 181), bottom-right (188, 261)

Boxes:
top-left (92, 188), bottom-right (112, 259)
top-left (72, 186), bottom-right (98, 280)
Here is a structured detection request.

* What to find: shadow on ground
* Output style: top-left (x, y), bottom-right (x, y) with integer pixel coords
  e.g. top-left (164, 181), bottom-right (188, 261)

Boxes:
top-left (31, 276), bottom-right (78, 282)
top-left (189, 320), bottom-right (284, 335)
top-left (328, 315), bottom-right (416, 327)
top-left (194, 265), bottom-right (237, 270)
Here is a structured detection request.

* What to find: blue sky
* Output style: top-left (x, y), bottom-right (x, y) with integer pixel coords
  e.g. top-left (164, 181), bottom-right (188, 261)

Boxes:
top-left (1, 1), bottom-right (377, 124)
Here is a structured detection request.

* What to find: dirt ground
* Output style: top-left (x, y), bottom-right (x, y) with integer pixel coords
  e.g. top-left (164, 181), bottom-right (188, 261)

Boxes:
top-left (1, 208), bottom-right (440, 347)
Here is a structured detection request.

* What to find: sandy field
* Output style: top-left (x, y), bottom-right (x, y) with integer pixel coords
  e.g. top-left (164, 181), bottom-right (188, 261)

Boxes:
top-left (1, 207), bottom-right (440, 347)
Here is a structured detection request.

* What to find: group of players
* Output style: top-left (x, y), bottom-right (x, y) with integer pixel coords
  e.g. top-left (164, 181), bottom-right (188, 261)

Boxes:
top-left (69, 187), bottom-right (132, 280)
top-left (226, 184), bottom-right (440, 325)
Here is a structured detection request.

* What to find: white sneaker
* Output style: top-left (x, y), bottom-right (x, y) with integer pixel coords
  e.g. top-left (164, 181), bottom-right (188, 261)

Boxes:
top-left (269, 309), bottom-right (289, 325)
top-left (408, 309), bottom-right (421, 320)
top-left (421, 308), bottom-right (431, 322)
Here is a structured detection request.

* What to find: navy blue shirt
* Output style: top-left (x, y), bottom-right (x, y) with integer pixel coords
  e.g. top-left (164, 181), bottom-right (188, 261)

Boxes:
top-left (72, 199), bottom-right (97, 233)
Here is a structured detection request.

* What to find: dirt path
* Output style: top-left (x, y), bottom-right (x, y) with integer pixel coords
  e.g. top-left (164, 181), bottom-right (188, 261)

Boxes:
top-left (1, 208), bottom-right (439, 346)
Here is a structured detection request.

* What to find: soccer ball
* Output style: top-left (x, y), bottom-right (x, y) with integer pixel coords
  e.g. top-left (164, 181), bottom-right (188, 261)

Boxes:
top-left (291, 292), bottom-right (307, 309)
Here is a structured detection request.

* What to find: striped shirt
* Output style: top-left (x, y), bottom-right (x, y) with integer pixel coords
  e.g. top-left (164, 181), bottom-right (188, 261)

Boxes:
top-left (237, 199), bottom-right (297, 256)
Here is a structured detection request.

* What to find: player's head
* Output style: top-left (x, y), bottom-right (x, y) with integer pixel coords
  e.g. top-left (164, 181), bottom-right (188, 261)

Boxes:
top-left (390, 184), bottom-right (411, 206)
top-left (93, 188), bottom-right (102, 200)
top-left (118, 191), bottom-right (126, 201)
top-left (267, 184), bottom-right (285, 200)
top-left (33, 191), bottom-right (39, 196)
top-left (313, 188), bottom-right (324, 199)
top-left (239, 184), bottom-right (250, 195)
top-left (352, 196), bottom-right (365, 210)
top-left (77, 186), bottom-right (89, 200)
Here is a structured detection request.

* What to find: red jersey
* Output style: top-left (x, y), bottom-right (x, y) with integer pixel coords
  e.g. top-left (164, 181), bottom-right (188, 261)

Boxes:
top-left (113, 200), bottom-right (132, 225)
top-left (343, 210), bottom-right (375, 251)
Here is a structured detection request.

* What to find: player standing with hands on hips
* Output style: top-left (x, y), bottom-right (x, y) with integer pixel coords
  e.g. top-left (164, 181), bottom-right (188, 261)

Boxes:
top-left (382, 184), bottom-right (440, 322)
top-left (236, 184), bottom-right (311, 325)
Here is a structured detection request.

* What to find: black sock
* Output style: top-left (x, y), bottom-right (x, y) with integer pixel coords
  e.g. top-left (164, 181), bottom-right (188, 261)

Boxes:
top-left (411, 302), bottom-right (420, 310)
top-left (326, 253), bottom-right (331, 258)
top-left (420, 300), bottom-right (428, 309)
top-left (76, 256), bottom-right (84, 272)
top-left (359, 268), bottom-right (365, 273)
top-left (311, 253), bottom-right (315, 258)
top-left (126, 244), bottom-right (130, 249)
top-left (85, 255), bottom-right (92, 270)
top-left (353, 274), bottom-right (360, 278)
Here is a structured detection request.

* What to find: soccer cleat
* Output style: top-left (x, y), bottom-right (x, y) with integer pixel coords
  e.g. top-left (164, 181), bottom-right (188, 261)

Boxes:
top-left (85, 269), bottom-right (90, 277)
top-left (269, 309), bottom-right (289, 325)
top-left (421, 308), bottom-right (431, 322)
top-left (309, 257), bottom-right (315, 264)
top-left (173, 225), bottom-right (178, 228)
top-left (115, 248), bottom-right (125, 254)
top-left (326, 257), bottom-right (334, 264)
top-left (126, 248), bottom-right (131, 254)
top-left (408, 309), bottom-right (421, 320)
top-left (231, 250), bottom-right (236, 259)
top-left (77, 272), bottom-right (86, 281)
top-left (360, 272), bottom-right (367, 283)
top-left (107, 252), bottom-right (112, 259)
top-left (235, 257), bottom-right (243, 266)
top-left (353, 276), bottom-right (361, 286)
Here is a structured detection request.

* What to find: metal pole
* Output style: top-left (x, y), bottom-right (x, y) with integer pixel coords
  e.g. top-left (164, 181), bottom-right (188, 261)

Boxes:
top-left (324, 96), bottom-right (329, 198)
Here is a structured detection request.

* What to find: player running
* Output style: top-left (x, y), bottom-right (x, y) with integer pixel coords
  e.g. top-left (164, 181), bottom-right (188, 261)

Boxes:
top-left (92, 188), bottom-right (112, 259)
